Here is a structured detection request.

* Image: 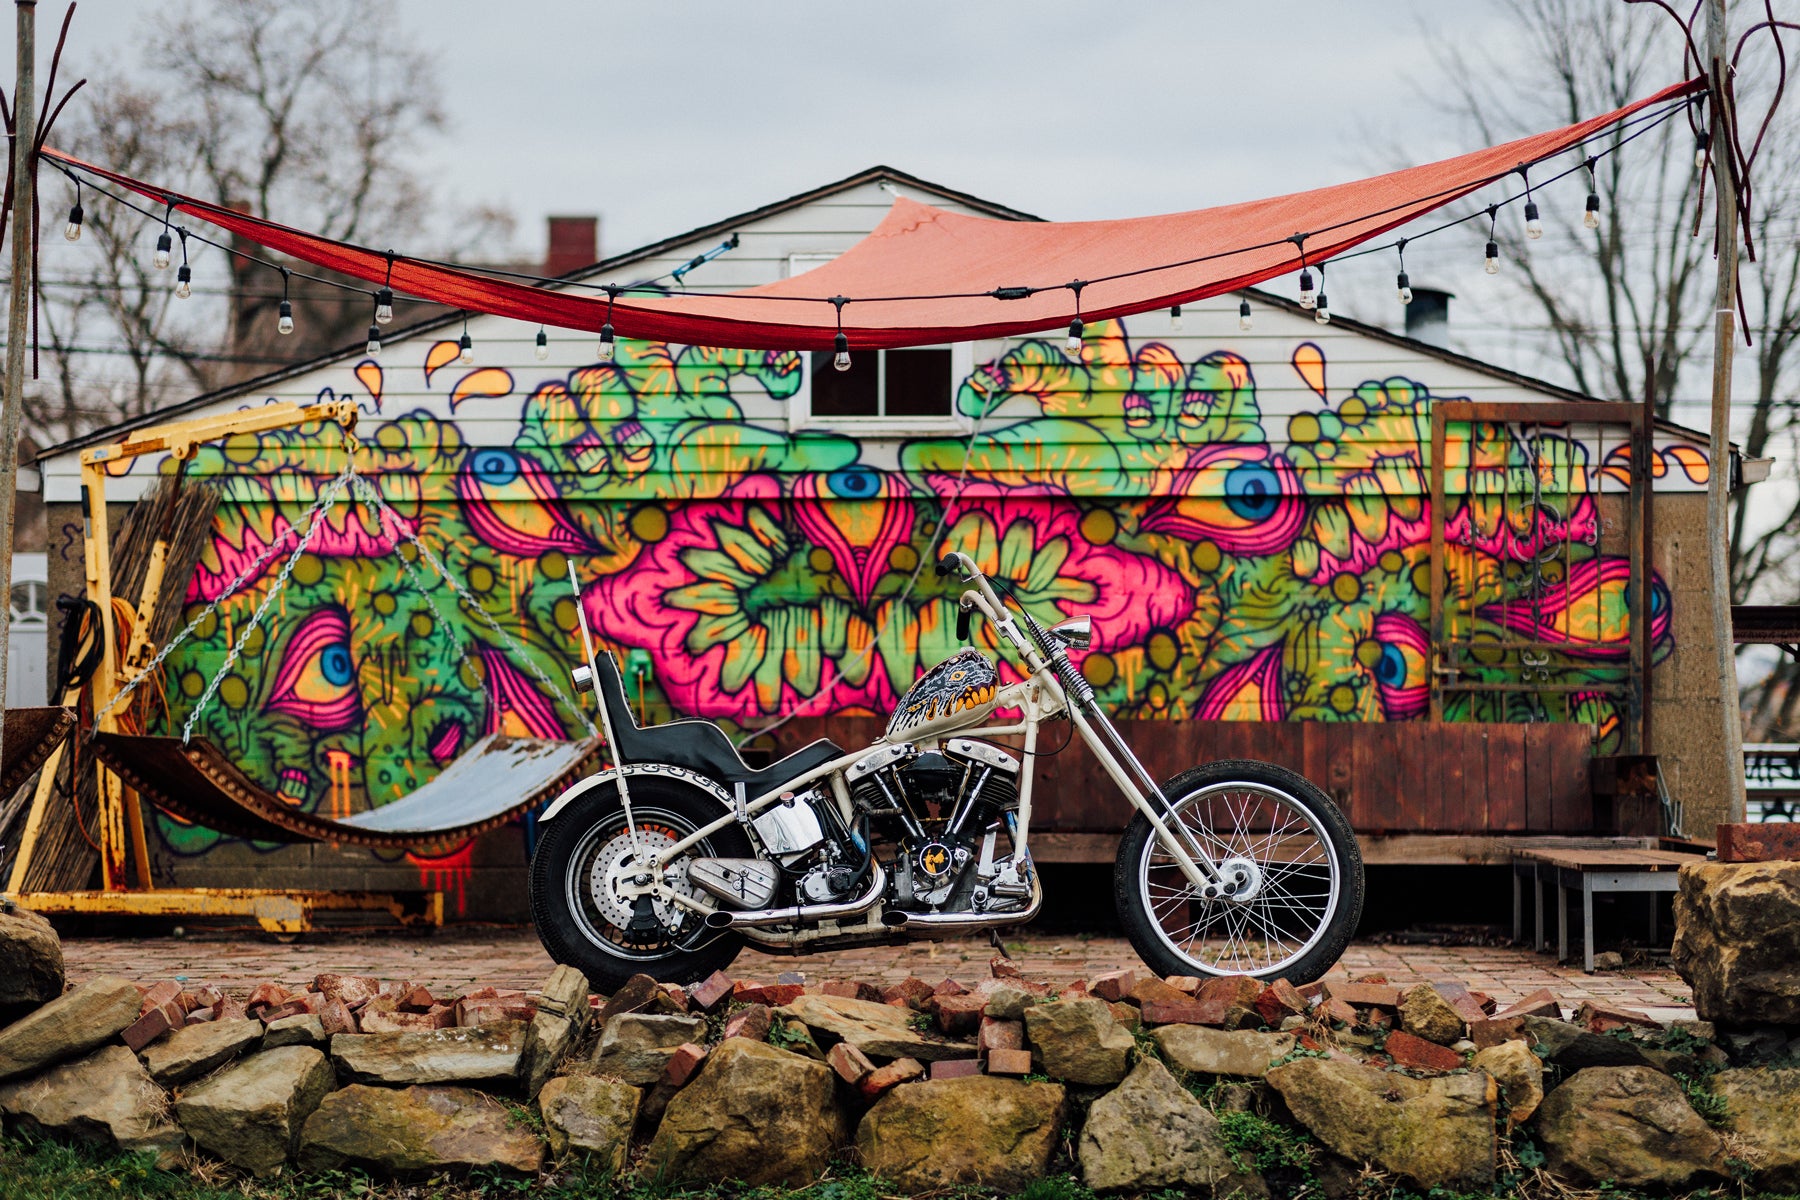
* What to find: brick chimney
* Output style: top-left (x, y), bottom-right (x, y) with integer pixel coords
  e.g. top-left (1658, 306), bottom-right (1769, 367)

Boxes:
top-left (544, 215), bottom-right (600, 277)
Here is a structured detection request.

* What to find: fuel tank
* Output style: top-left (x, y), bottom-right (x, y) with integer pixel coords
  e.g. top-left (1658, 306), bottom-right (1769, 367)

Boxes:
top-left (885, 648), bottom-right (1000, 740)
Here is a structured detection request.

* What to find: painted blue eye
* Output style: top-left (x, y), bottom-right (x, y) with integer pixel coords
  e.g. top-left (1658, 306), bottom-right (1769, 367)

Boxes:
top-left (320, 644), bottom-right (355, 687)
top-left (1374, 643), bottom-right (1407, 687)
top-left (471, 449), bottom-right (519, 486)
top-left (825, 466), bottom-right (881, 499)
top-left (1223, 462), bottom-right (1281, 520)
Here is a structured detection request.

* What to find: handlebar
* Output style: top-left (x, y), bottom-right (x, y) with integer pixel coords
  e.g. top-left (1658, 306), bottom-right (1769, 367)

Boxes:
top-left (936, 552), bottom-right (967, 579)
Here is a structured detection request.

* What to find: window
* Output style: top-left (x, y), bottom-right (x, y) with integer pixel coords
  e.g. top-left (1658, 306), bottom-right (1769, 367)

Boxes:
top-left (809, 348), bottom-right (954, 418)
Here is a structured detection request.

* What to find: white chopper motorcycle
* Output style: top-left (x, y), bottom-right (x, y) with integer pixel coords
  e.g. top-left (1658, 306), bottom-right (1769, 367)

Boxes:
top-left (529, 551), bottom-right (1364, 990)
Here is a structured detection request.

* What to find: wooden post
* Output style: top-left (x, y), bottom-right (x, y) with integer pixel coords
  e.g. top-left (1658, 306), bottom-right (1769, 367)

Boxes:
top-left (0, 0), bottom-right (36, 788)
top-left (1705, 0), bottom-right (1748, 821)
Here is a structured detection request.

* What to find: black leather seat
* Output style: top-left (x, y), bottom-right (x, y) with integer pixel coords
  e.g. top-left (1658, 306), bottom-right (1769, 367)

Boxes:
top-left (594, 652), bottom-right (844, 793)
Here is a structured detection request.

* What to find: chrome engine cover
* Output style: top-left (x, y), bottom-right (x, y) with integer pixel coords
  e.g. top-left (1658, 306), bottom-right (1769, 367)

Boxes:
top-left (687, 857), bottom-right (781, 909)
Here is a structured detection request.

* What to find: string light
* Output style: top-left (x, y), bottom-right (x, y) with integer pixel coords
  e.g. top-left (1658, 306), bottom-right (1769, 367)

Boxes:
top-left (599, 285), bottom-right (619, 362)
top-left (1298, 266), bottom-right (1316, 310)
top-left (833, 330), bottom-right (851, 371)
top-left (1169, 304), bottom-right (1183, 331)
top-left (1694, 130), bottom-right (1711, 172)
top-left (1064, 281), bottom-right (1086, 356)
top-left (1519, 167), bottom-right (1542, 240)
top-left (63, 182), bottom-right (83, 242)
top-left (1238, 298), bottom-right (1252, 332)
top-left (1484, 206), bottom-right (1500, 275)
top-left (458, 315), bottom-right (475, 365)
top-left (174, 230), bottom-right (192, 298)
top-left (366, 294), bottom-right (383, 357)
top-left (1395, 239), bottom-right (1413, 306)
top-left (1313, 263), bottom-right (1330, 325)
top-left (277, 268), bottom-right (294, 335)
top-left (374, 287), bottom-right (395, 325)
top-left (1584, 158), bottom-right (1601, 230)
top-left (535, 326), bottom-right (550, 361)
top-left (152, 200), bottom-right (173, 270)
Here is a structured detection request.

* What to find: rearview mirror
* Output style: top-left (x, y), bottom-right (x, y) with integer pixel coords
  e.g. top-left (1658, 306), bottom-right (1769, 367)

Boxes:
top-left (1049, 615), bottom-right (1091, 649)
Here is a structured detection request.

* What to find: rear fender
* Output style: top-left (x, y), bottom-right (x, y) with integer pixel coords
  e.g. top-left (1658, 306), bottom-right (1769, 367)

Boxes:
top-left (537, 762), bottom-right (735, 824)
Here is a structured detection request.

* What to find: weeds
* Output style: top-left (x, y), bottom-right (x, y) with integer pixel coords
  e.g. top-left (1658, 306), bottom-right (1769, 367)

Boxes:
top-left (1215, 1108), bottom-right (1317, 1181)
top-left (1674, 1072), bottom-right (1730, 1127)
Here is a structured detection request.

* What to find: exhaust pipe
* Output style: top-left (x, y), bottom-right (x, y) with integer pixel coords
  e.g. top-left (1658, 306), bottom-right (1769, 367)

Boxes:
top-left (881, 873), bottom-right (1044, 935)
top-left (703, 863), bottom-right (888, 930)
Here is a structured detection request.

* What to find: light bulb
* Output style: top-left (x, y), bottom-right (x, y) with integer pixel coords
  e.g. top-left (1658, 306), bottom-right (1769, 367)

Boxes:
top-left (1397, 271), bottom-right (1413, 306)
top-left (1064, 317), bottom-right (1084, 356)
top-left (277, 299), bottom-right (294, 335)
top-left (598, 322), bottom-right (616, 362)
top-left (1298, 269), bottom-right (1316, 310)
top-left (1695, 132), bottom-right (1711, 172)
top-left (1314, 292), bottom-right (1330, 325)
top-left (1169, 305), bottom-right (1183, 332)
top-left (1484, 241), bottom-right (1500, 275)
top-left (832, 331), bottom-right (851, 372)
top-left (374, 286), bottom-right (395, 325)
top-left (153, 232), bottom-right (172, 270)
top-left (366, 325), bottom-right (382, 357)
top-left (63, 203), bottom-right (83, 242)
top-left (175, 265), bottom-right (192, 299)
top-left (1524, 201), bottom-right (1543, 240)
top-left (458, 332), bottom-right (474, 365)
top-left (1238, 299), bottom-right (1253, 332)
top-left (1584, 193), bottom-right (1601, 230)
top-left (534, 329), bottom-right (550, 360)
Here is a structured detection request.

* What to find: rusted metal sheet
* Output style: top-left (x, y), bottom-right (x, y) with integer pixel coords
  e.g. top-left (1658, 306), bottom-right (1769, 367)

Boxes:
top-left (90, 732), bottom-right (599, 850)
top-left (0, 706), bottom-right (74, 798)
top-left (19, 886), bottom-right (443, 933)
top-left (759, 717), bottom-right (1596, 837)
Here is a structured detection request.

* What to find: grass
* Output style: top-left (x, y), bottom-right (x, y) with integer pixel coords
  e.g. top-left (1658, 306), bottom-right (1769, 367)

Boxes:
top-left (1214, 1108), bottom-right (1317, 1181)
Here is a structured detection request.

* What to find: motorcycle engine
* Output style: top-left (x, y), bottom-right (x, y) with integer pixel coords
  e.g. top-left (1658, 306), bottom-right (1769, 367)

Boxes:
top-left (847, 738), bottom-right (1023, 911)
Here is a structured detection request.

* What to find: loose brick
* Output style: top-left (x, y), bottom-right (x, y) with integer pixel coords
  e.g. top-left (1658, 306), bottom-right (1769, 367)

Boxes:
top-left (1255, 979), bottom-right (1309, 1026)
top-left (191, 986), bottom-right (224, 1012)
top-left (1139, 999), bottom-right (1217, 1027)
top-left (185, 1007), bottom-right (215, 1024)
top-left (398, 985), bottom-right (436, 1013)
top-left (1196, 975), bottom-right (1264, 1011)
top-left (990, 955), bottom-right (1022, 979)
top-left (259, 1000), bottom-right (312, 1024)
top-left (359, 1009), bottom-right (453, 1033)
top-left (1322, 998), bottom-right (1359, 1026)
top-left (661, 1042), bottom-right (708, 1088)
top-left (1426, 981), bottom-right (1488, 1024)
top-left (1057, 981), bottom-right (1090, 1001)
top-left (858, 1057), bottom-right (924, 1100)
top-left (1491, 988), bottom-right (1561, 1021)
top-left (733, 982), bottom-right (803, 1007)
top-left (1165, 976), bottom-right (1204, 996)
top-left (985, 1047), bottom-right (1034, 1076)
top-left (318, 999), bottom-right (357, 1036)
top-left (935, 993), bottom-right (986, 1036)
top-left (653, 983), bottom-right (689, 1013)
top-left (723, 1003), bottom-right (772, 1043)
top-left (1328, 981), bottom-right (1401, 1009)
top-left (821, 980), bottom-right (861, 1000)
top-left (929, 1058), bottom-right (982, 1080)
top-left (1384, 1030), bottom-right (1466, 1072)
top-left (244, 982), bottom-right (290, 1016)
top-left (1718, 821), bottom-right (1800, 862)
top-left (687, 971), bottom-right (735, 1012)
top-left (1471, 992), bottom-right (1498, 1015)
top-left (828, 1041), bottom-right (876, 1086)
top-left (932, 978), bottom-right (970, 998)
top-left (138, 980), bottom-right (182, 1016)
top-left (1469, 1016), bottom-right (1526, 1049)
top-left (314, 974), bottom-right (380, 1008)
top-left (215, 997), bottom-right (249, 1023)
top-left (1297, 981), bottom-right (1326, 1002)
top-left (1576, 1000), bottom-right (1660, 1034)
top-left (1088, 970), bottom-right (1137, 1003)
top-left (880, 978), bottom-right (935, 1009)
top-left (978, 1017), bottom-right (1025, 1055)
top-left (122, 1001), bottom-right (183, 1052)
top-left (597, 974), bottom-right (659, 1022)
top-left (1130, 976), bottom-right (1192, 1007)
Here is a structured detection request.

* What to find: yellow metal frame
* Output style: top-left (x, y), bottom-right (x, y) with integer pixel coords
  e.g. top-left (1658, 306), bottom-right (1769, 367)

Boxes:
top-left (5, 401), bottom-right (443, 930)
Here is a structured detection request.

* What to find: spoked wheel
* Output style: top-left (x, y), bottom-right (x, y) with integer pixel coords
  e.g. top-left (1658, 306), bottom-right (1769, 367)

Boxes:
top-left (1115, 759), bottom-right (1363, 984)
top-left (529, 776), bottom-right (748, 991)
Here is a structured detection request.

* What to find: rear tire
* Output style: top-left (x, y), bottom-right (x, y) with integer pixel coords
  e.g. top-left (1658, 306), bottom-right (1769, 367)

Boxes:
top-left (529, 775), bottom-right (749, 991)
top-left (1114, 759), bottom-right (1363, 984)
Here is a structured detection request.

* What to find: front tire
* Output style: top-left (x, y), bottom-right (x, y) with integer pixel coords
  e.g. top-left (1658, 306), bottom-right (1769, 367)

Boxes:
top-left (529, 775), bottom-right (749, 991)
top-left (1115, 759), bottom-right (1363, 984)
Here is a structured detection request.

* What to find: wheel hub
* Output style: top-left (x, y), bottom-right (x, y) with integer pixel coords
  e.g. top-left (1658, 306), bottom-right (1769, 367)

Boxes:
top-left (589, 827), bottom-right (693, 929)
top-left (1214, 856), bottom-right (1263, 902)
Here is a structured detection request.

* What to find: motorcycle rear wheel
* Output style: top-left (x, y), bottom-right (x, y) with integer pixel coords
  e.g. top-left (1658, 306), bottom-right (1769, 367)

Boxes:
top-left (1114, 759), bottom-right (1363, 985)
top-left (529, 777), bottom-right (748, 991)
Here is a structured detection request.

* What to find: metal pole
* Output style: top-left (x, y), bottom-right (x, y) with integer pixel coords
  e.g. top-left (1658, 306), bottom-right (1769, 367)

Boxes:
top-left (0, 0), bottom-right (37, 786)
top-left (1705, 0), bottom-right (1748, 822)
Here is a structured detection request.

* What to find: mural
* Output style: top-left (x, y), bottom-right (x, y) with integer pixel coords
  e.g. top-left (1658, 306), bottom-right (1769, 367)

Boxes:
top-left (140, 320), bottom-right (1702, 881)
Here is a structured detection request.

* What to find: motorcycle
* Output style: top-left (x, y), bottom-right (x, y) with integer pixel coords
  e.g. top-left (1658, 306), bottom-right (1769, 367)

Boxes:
top-left (529, 550), bottom-right (1364, 990)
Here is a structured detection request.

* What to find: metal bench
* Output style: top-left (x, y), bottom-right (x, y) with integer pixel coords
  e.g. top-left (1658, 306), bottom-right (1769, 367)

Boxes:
top-left (1511, 843), bottom-right (1706, 972)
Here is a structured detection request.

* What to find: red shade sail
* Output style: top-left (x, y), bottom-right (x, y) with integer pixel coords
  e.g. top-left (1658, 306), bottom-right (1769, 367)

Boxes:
top-left (44, 77), bottom-right (1700, 352)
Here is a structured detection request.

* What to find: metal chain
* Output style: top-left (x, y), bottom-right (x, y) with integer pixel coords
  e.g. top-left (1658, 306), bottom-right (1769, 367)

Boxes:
top-left (348, 475), bottom-right (468, 656)
top-left (346, 475), bottom-right (598, 738)
top-left (181, 467), bottom-right (357, 743)
top-left (91, 465), bottom-right (355, 731)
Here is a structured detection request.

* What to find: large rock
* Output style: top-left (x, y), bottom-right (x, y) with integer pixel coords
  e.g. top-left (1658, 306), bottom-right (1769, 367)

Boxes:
top-left (330, 1021), bottom-right (526, 1088)
top-left (538, 1074), bottom-right (640, 1170)
top-left (645, 1038), bottom-right (840, 1186)
top-left (1709, 1068), bottom-right (1800, 1192)
top-left (591, 1013), bottom-right (705, 1085)
top-left (1266, 1056), bottom-right (1496, 1190)
top-left (1399, 985), bottom-right (1466, 1045)
top-left (1532, 1066), bottom-right (1724, 1188)
top-left (0, 975), bottom-right (140, 1081)
top-left (0, 905), bottom-right (64, 1014)
top-left (174, 1045), bottom-right (335, 1176)
top-left (1472, 1039), bottom-right (1544, 1126)
top-left (1079, 1057), bottom-right (1265, 1196)
top-left (0, 1043), bottom-right (182, 1160)
top-left (857, 1076), bottom-right (1064, 1193)
top-left (522, 965), bottom-right (591, 1097)
top-left (776, 992), bottom-right (972, 1062)
top-left (1023, 998), bottom-right (1133, 1085)
top-left (297, 1084), bottom-right (543, 1176)
top-left (1672, 860), bottom-right (1800, 1024)
top-left (142, 1017), bottom-right (262, 1086)
top-left (1153, 1025), bottom-right (1294, 1078)
top-left (1520, 1015), bottom-right (1656, 1070)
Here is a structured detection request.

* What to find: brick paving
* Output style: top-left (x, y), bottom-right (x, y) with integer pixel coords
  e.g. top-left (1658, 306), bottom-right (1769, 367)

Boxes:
top-left (57, 927), bottom-right (1694, 1015)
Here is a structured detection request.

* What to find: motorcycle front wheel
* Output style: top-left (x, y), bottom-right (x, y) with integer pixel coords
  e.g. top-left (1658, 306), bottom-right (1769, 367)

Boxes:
top-left (529, 776), bottom-right (749, 992)
top-left (1114, 759), bottom-right (1363, 985)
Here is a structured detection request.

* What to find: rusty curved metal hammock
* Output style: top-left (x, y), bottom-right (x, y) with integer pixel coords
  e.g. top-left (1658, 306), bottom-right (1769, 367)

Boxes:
top-left (2, 707), bottom-right (77, 799)
top-left (89, 731), bottom-right (599, 850)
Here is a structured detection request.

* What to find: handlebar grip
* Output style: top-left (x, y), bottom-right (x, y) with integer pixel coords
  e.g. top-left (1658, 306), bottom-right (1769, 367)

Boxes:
top-left (956, 606), bottom-right (973, 641)
top-left (936, 553), bottom-right (962, 578)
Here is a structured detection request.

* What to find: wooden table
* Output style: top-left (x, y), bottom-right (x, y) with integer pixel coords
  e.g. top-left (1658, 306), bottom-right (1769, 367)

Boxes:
top-left (1511, 845), bottom-right (1706, 972)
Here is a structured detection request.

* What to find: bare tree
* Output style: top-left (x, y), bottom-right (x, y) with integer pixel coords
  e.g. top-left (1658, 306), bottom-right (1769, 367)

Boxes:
top-left (1426, 0), bottom-right (1800, 741)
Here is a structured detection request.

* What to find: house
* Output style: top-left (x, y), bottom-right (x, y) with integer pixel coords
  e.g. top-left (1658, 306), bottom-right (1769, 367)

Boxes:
top-left (29, 167), bottom-right (1734, 917)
